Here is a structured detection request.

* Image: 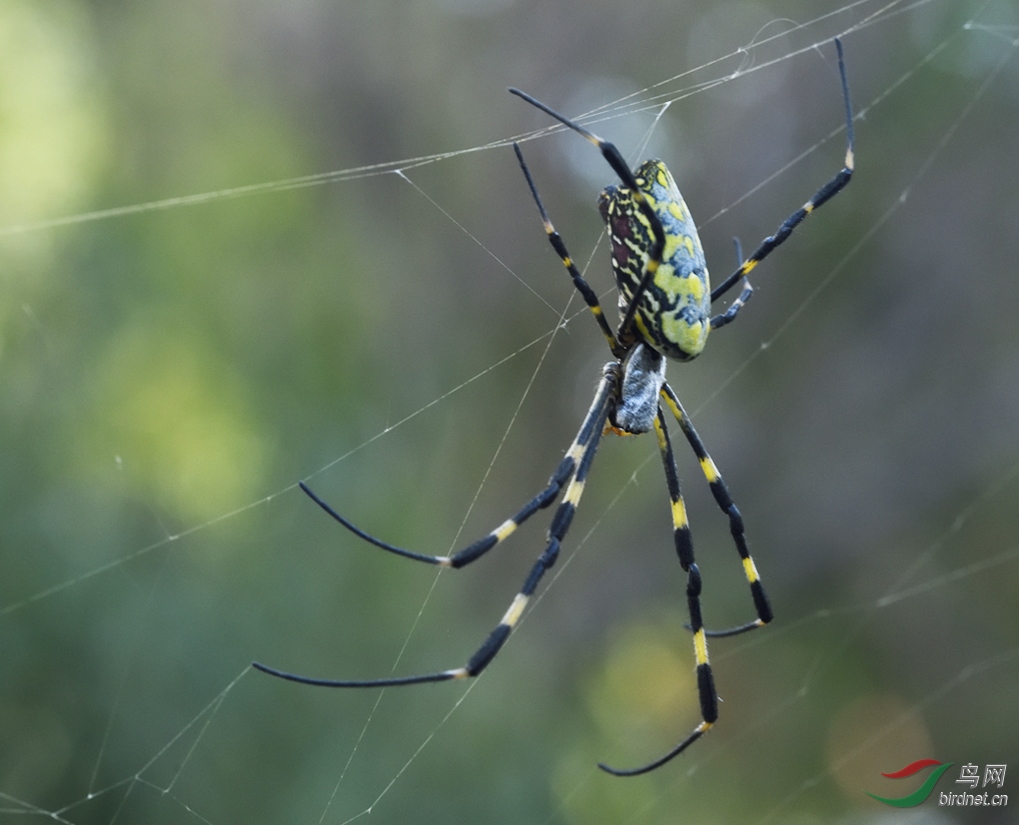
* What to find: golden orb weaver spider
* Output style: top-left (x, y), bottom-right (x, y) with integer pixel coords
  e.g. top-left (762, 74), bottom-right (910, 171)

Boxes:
top-left (254, 38), bottom-right (855, 777)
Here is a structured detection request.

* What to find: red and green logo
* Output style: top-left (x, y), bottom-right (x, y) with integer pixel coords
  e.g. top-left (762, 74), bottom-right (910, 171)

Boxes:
top-left (866, 759), bottom-right (954, 807)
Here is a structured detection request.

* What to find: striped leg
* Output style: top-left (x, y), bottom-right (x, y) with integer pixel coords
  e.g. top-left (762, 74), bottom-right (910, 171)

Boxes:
top-left (514, 142), bottom-right (621, 356)
top-left (509, 89), bottom-right (666, 344)
top-left (253, 364), bottom-right (618, 688)
top-left (297, 356), bottom-right (620, 572)
top-left (299, 459), bottom-right (568, 570)
top-left (599, 408), bottom-right (718, 776)
top-left (661, 383), bottom-right (773, 638)
top-left (710, 37), bottom-right (854, 304)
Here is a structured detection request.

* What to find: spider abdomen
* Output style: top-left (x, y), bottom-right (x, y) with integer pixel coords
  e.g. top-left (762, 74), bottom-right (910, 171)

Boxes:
top-left (598, 160), bottom-right (711, 362)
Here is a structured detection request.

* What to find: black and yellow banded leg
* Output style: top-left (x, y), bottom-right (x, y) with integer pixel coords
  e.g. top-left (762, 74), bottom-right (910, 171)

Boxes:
top-left (296, 358), bottom-right (616, 571)
top-left (711, 37), bottom-right (854, 304)
top-left (509, 88), bottom-right (665, 343)
top-left (661, 383), bottom-right (773, 638)
top-left (252, 364), bottom-right (618, 689)
top-left (599, 409), bottom-right (718, 776)
top-left (513, 142), bottom-right (621, 357)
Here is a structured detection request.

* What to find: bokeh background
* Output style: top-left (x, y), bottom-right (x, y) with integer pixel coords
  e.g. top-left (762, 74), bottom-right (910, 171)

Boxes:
top-left (1, 1), bottom-right (1018, 823)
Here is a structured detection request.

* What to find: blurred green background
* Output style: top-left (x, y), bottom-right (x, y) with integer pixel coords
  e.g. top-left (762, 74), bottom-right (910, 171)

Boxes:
top-left (2, 1), bottom-right (1018, 823)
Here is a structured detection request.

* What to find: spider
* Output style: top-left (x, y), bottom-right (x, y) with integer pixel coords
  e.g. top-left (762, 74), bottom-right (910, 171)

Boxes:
top-left (254, 38), bottom-right (854, 777)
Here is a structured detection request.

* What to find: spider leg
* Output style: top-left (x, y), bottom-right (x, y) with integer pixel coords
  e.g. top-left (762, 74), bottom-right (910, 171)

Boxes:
top-left (661, 383), bottom-right (773, 638)
top-left (299, 455), bottom-right (567, 570)
top-left (599, 408), bottom-right (717, 776)
top-left (709, 279), bottom-right (753, 330)
top-left (298, 348), bottom-right (624, 572)
top-left (710, 238), bottom-right (753, 329)
top-left (509, 88), bottom-right (666, 345)
top-left (513, 142), bottom-right (622, 356)
top-left (253, 363), bottom-right (618, 688)
top-left (711, 37), bottom-right (854, 304)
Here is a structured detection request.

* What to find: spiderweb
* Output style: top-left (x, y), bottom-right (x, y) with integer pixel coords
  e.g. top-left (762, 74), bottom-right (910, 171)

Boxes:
top-left (2, 0), bottom-right (1018, 823)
